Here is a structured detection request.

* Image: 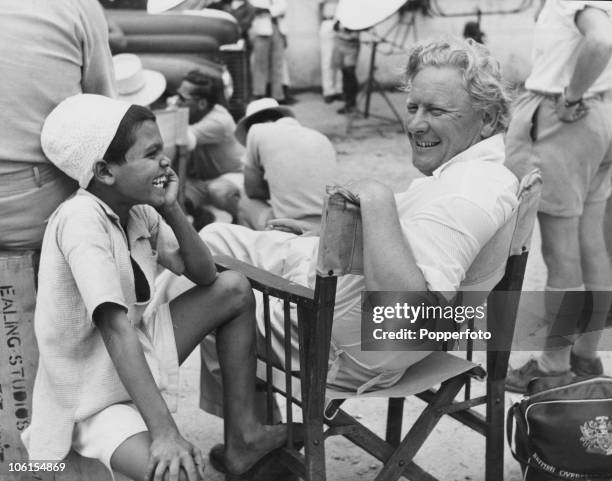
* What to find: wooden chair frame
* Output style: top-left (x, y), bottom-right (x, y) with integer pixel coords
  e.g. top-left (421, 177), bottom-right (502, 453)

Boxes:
top-left (214, 170), bottom-right (542, 481)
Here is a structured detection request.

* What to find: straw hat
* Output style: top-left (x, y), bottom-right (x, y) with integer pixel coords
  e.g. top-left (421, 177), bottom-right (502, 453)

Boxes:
top-left (234, 98), bottom-right (294, 146)
top-left (41, 94), bottom-right (132, 189)
top-left (113, 54), bottom-right (166, 106)
top-left (147, 0), bottom-right (185, 13)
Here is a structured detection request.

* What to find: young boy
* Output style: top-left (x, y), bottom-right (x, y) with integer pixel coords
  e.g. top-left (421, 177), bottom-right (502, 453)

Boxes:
top-left (22, 94), bottom-right (286, 481)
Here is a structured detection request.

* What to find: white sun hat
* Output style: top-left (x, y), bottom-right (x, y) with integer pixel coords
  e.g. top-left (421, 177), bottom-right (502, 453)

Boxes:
top-left (147, 0), bottom-right (185, 13)
top-left (113, 54), bottom-right (167, 106)
top-left (234, 98), bottom-right (294, 146)
top-left (41, 94), bottom-right (132, 189)
top-left (336, 0), bottom-right (406, 30)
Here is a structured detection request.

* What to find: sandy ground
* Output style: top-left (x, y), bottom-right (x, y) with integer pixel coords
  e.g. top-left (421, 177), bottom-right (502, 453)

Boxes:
top-left (173, 91), bottom-right (612, 481)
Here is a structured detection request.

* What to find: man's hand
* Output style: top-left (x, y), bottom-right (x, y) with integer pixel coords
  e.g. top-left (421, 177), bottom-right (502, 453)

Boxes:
top-left (207, 178), bottom-right (241, 218)
top-left (266, 218), bottom-right (317, 235)
top-left (555, 96), bottom-right (589, 123)
top-left (145, 429), bottom-right (205, 481)
top-left (162, 168), bottom-right (180, 208)
top-left (343, 179), bottom-right (394, 205)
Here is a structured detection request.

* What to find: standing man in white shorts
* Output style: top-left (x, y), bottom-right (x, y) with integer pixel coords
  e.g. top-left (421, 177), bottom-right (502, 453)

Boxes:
top-left (505, 0), bottom-right (612, 393)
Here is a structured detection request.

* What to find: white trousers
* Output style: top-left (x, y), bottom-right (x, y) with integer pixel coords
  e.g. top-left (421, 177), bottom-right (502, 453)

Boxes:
top-left (319, 20), bottom-right (342, 96)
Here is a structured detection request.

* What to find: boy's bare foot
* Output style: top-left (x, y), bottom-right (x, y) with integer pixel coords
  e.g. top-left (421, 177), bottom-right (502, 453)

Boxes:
top-left (224, 423), bottom-right (289, 475)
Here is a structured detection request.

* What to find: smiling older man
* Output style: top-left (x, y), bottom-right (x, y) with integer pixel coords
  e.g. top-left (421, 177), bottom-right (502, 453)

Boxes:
top-left (156, 38), bottom-right (518, 417)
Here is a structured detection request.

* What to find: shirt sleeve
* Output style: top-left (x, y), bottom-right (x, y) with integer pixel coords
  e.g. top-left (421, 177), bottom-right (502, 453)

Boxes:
top-left (147, 208), bottom-right (185, 276)
top-left (77, 0), bottom-right (117, 97)
top-left (56, 205), bottom-right (127, 324)
top-left (189, 113), bottom-right (228, 145)
top-left (244, 125), bottom-right (263, 170)
top-left (402, 197), bottom-right (503, 297)
top-left (186, 128), bottom-right (198, 151)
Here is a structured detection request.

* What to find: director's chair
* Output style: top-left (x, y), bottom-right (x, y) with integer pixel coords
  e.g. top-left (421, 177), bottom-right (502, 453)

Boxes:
top-left (214, 169), bottom-right (542, 481)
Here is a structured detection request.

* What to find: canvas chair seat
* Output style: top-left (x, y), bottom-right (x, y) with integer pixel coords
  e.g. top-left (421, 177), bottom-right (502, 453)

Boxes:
top-left (256, 350), bottom-right (484, 403)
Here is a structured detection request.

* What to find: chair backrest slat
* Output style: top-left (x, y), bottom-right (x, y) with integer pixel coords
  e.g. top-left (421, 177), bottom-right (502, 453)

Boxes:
top-left (486, 169), bottom-right (542, 378)
top-left (509, 169), bottom-right (542, 258)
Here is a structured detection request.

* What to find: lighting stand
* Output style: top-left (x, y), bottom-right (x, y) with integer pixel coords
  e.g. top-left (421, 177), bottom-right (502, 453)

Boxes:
top-left (361, 40), bottom-right (404, 126)
top-left (356, 9), bottom-right (418, 128)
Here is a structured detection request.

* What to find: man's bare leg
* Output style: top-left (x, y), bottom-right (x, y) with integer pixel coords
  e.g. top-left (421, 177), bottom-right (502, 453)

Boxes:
top-left (574, 200), bottom-right (612, 359)
top-left (537, 213), bottom-right (582, 371)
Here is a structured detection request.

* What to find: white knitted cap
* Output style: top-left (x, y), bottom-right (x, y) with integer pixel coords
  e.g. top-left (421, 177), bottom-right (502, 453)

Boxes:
top-left (41, 94), bottom-right (132, 188)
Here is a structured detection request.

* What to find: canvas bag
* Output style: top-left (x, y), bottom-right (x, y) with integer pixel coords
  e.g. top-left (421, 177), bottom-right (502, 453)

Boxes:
top-left (507, 376), bottom-right (612, 480)
top-left (0, 252), bottom-right (39, 479)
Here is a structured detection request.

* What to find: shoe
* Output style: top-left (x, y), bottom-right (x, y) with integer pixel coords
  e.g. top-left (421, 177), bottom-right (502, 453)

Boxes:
top-left (332, 93), bottom-right (344, 102)
top-left (323, 95), bottom-right (334, 104)
top-left (570, 352), bottom-right (604, 377)
top-left (209, 444), bottom-right (300, 481)
top-left (505, 358), bottom-right (573, 394)
top-left (337, 105), bottom-right (356, 114)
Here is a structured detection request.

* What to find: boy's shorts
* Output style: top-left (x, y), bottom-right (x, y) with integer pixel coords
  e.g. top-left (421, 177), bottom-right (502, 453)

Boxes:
top-left (505, 91), bottom-right (612, 217)
top-left (72, 302), bottom-right (178, 477)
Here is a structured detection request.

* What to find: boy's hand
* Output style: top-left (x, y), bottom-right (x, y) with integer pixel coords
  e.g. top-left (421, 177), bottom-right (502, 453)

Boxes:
top-left (145, 430), bottom-right (205, 481)
top-left (162, 168), bottom-right (180, 208)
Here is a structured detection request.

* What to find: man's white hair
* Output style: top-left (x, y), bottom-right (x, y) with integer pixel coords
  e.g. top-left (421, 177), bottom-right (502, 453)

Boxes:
top-left (402, 37), bottom-right (512, 135)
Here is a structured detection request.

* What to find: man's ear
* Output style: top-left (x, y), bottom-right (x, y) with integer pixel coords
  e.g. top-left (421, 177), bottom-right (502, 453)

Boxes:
top-left (92, 160), bottom-right (116, 186)
top-left (197, 98), bottom-right (210, 113)
top-left (480, 107), bottom-right (499, 139)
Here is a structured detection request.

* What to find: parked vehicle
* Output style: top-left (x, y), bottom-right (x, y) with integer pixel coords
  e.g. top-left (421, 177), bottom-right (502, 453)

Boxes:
top-left (102, 2), bottom-right (249, 119)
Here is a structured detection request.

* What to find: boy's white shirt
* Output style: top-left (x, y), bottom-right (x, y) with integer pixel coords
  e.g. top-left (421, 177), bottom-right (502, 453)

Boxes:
top-left (22, 189), bottom-right (183, 461)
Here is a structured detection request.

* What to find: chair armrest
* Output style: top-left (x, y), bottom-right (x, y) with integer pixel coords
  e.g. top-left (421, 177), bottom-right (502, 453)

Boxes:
top-left (214, 254), bottom-right (315, 305)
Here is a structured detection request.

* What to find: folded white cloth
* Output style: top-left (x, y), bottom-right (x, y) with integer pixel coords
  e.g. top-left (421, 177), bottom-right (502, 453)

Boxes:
top-left (41, 94), bottom-right (131, 188)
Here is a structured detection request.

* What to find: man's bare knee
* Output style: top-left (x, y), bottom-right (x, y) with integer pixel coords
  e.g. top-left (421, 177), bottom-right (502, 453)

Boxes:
top-left (581, 234), bottom-right (606, 260)
top-left (540, 218), bottom-right (581, 271)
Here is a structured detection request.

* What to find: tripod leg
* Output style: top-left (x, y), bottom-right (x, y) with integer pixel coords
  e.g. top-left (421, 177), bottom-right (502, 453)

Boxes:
top-left (364, 42), bottom-right (378, 118)
top-left (372, 78), bottom-right (404, 126)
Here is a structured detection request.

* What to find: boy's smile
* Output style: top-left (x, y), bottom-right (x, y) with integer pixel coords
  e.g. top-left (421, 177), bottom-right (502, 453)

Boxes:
top-left (152, 174), bottom-right (169, 189)
top-left (110, 120), bottom-right (171, 208)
